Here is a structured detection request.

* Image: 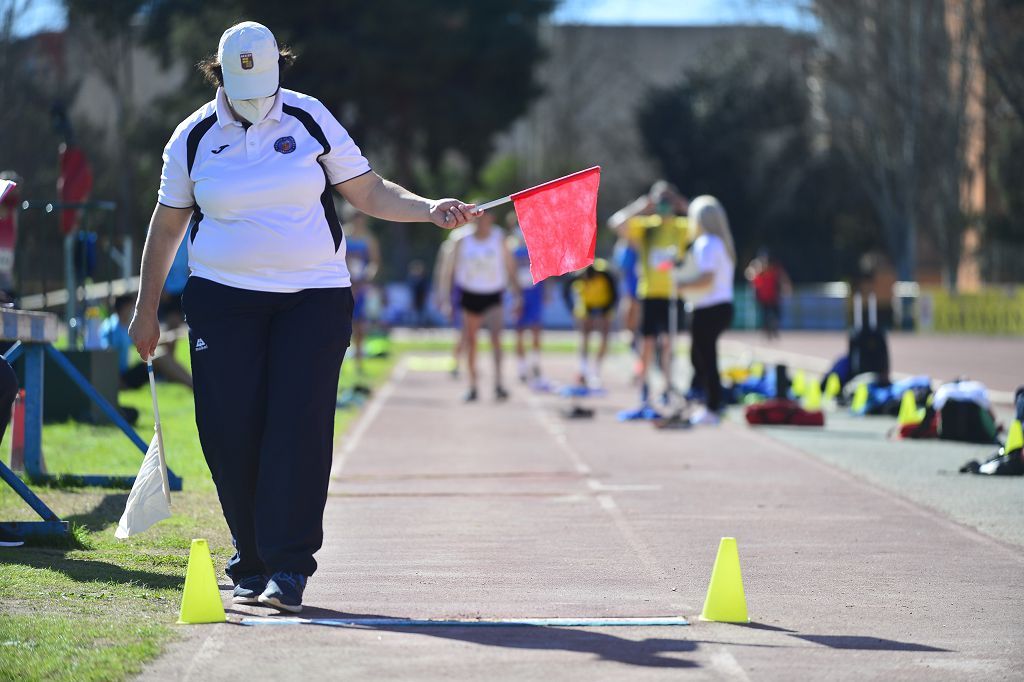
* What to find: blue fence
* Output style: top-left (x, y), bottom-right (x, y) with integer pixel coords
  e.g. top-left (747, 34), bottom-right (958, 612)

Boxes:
top-left (379, 281), bottom-right (853, 331)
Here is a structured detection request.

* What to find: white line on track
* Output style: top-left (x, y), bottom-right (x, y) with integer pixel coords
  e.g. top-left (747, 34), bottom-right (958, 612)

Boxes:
top-left (588, 481), bottom-right (663, 492)
top-left (526, 393), bottom-right (671, 584)
top-left (708, 646), bottom-right (752, 681)
top-left (181, 627), bottom-right (226, 682)
top-left (240, 616), bottom-right (690, 628)
top-left (331, 361), bottom-right (407, 479)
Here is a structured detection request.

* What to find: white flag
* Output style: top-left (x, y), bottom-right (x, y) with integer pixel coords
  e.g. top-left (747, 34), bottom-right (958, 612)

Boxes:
top-left (0, 179), bottom-right (15, 202)
top-left (115, 433), bottom-right (171, 538)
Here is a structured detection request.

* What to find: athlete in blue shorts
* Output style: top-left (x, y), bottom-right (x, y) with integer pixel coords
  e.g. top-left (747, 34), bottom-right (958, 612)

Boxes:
top-left (613, 236), bottom-right (640, 354)
top-left (508, 219), bottom-right (545, 383)
top-left (342, 205), bottom-right (380, 377)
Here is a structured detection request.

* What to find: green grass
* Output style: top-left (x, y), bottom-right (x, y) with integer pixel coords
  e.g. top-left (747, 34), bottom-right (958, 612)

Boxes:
top-left (0, 615), bottom-right (168, 681)
top-left (0, 340), bottom-right (397, 682)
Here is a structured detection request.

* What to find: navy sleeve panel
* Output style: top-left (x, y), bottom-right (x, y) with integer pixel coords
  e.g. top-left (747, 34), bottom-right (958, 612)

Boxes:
top-left (186, 114), bottom-right (219, 176)
top-left (282, 103), bottom-right (330, 158)
top-left (188, 206), bottom-right (205, 244)
top-left (282, 103), bottom-right (343, 252)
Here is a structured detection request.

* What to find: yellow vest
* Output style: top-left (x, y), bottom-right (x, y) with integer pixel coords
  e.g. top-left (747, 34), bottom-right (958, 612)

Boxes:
top-left (627, 215), bottom-right (691, 299)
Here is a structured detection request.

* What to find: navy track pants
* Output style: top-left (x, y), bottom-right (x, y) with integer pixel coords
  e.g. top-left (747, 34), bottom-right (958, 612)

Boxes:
top-left (182, 277), bottom-right (352, 580)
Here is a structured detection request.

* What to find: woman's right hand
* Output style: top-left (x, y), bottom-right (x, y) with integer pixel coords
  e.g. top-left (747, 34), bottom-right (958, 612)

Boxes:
top-left (128, 308), bottom-right (160, 362)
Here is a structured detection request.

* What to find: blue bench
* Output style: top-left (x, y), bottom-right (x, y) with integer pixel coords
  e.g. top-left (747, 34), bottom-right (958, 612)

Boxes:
top-left (0, 309), bottom-right (182, 539)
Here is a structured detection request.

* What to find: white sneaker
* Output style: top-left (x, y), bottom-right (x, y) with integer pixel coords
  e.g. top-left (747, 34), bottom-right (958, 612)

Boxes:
top-left (689, 408), bottom-right (720, 426)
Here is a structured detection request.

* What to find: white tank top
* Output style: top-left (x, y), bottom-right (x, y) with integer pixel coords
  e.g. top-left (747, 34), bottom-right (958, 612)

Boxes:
top-left (454, 228), bottom-right (507, 294)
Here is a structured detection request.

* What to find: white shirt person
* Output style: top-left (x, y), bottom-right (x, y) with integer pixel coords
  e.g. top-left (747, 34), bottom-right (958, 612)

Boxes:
top-left (129, 21), bottom-right (479, 613)
top-left (158, 86), bottom-right (373, 292)
top-left (676, 195), bottom-right (737, 426)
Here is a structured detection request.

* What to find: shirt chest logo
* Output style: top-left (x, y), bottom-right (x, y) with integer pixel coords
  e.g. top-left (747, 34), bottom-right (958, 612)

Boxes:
top-left (274, 136), bottom-right (296, 154)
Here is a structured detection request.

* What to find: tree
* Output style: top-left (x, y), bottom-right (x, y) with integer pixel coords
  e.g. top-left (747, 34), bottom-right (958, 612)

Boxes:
top-left (979, 0), bottom-right (1024, 122)
top-left (1, 1), bottom-right (78, 293)
top-left (984, 118), bottom-right (1024, 282)
top-left (978, 0), bottom-right (1024, 282)
top-left (0, 1), bottom-right (63, 196)
top-left (810, 0), bottom-right (980, 288)
top-left (636, 50), bottom-right (882, 281)
top-left (64, 0), bottom-right (149, 240)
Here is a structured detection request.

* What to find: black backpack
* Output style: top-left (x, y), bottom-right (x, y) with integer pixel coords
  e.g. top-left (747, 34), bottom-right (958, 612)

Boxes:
top-left (848, 293), bottom-right (890, 379)
top-left (939, 400), bottom-right (998, 444)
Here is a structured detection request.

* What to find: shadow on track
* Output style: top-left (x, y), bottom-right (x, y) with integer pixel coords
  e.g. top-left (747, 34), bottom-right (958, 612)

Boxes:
top-left (264, 606), bottom-right (701, 669)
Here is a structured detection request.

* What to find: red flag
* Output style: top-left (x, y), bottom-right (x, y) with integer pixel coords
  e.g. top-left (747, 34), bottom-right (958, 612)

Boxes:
top-left (512, 166), bottom-right (600, 283)
top-left (58, 143), bottom-right (93, 235)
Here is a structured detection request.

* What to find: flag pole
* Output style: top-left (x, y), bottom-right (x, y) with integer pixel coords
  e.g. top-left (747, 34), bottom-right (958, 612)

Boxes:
top-left (147, 360), bottom-right (171, 507)
top-left (476, 195), bottom-right (511, 212)
top-left (475, 166), bottom-right (601, 213)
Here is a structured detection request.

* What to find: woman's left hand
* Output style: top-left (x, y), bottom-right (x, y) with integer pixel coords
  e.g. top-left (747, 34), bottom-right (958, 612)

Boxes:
top-left (429, 199), bottom-right (480, 230)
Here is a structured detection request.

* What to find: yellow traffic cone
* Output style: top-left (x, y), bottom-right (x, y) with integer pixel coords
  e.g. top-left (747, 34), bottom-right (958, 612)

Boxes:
top-left (700, 537), bottom-right (749, 623)
top-left (851, 383), bottom-right (868, 414)
top-left (1006, 420), bottom-right (1023, 453)
top-left (802, 377), bottom-right (822, 411)
top-left (791, 370), bottom-right (806, 397)
top-left (824, 373), bottom-right (841, 401)
top-left (178, 539), bottom-right (226, 624)
top-left (897, 391), bottom-right (923, 427)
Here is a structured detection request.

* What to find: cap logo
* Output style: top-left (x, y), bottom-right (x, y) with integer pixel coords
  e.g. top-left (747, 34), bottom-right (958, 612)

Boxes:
top-left (240, 52), bottom-right (254, 70)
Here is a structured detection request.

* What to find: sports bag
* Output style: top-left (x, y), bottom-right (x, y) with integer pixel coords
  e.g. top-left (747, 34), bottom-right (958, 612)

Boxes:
top-left (939, 400), bottom-right (998, 444)
top-left (745, 399), bottom-right (825, 427)
top-left (933, 381), bottom-right (998, 444)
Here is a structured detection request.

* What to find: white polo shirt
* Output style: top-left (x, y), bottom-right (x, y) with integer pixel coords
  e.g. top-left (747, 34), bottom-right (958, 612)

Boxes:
top-left (690, 233), bottom-right (735, 310)
top-left (158, 87), bottom-right (372, 292)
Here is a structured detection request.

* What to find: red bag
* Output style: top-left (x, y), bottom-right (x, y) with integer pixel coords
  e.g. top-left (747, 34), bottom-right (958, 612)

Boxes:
top-left (896, 410), bottom-right (939, 439)
top-left (745, 399), bottom-right (825, 426)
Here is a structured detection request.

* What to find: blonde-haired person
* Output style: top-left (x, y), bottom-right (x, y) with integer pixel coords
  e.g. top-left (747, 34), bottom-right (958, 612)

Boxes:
top-left (676, 196), bottom-right (736, 426)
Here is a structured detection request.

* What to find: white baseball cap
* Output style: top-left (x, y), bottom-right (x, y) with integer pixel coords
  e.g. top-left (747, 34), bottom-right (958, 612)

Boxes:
top-left (218, 22), bottom-right (280, 99)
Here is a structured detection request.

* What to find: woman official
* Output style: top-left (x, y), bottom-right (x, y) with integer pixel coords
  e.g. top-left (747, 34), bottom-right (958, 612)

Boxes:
top-left (129, 22), bottom-right (478, 613)
top-left (676, 196), bottom-right (736, 426)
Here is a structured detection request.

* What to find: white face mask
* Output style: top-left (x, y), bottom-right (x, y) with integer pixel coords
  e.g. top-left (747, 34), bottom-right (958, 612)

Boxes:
top-left (228, 93), bottom-right (275, 124)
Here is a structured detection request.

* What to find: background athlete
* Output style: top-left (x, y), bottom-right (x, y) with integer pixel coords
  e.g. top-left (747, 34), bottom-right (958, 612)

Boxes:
top-left (612, 231), bottom-right (641, 381)
top-left (508, 215), bottom-right (546, 385)
top-left (562, 260), bottom-right (618, 389)
top-left (341, 203), bottom-right (381, 378)
top-left (447, 211), bottom-right (519, 402)
top-left (609, 181), bottom-right (691, 419)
